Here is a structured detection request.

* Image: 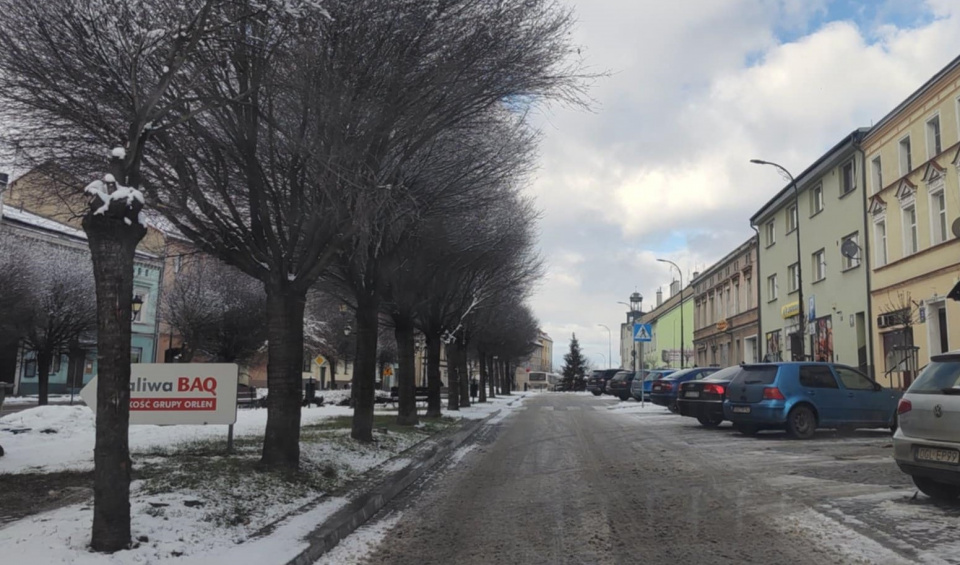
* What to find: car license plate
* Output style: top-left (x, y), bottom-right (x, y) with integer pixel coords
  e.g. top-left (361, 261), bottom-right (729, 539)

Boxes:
top-left (732, 406), bottom-right (751, 414)
top-left (916, 446), bottom-right (960, 465)
top-left (685, 391), bottom-right (700, 398)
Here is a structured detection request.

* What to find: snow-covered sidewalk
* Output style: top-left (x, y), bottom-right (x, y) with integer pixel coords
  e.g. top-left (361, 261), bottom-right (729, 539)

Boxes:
top-left (0, 394), bottom-right (532, 565)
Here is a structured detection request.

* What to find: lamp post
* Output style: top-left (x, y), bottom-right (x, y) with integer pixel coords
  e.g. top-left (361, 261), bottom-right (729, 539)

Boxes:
top-left (656, 259), bottom-right (685, 368)
top-left (751, 158), bottom-right (805, 360)
top-left (130, 294), bottom-right (144, 322)
top-left (629, 292), bottom-right (643, 407)
top-left (597, 324), bottom-right (612, 369)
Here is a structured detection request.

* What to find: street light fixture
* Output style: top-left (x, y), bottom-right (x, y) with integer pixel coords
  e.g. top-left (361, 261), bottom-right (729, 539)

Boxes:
top-left (656, 259), bottom-right (685, 369)
top-left (751, 158), bottom-right (805, 360)
top-left (597, 324), bottom-right (612, 369)
top-left (131, 294), bottom-right (144, 322)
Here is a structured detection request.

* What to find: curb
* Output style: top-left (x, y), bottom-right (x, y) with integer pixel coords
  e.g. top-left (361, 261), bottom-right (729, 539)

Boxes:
top-left (285, 408), bottom-right (502, 565)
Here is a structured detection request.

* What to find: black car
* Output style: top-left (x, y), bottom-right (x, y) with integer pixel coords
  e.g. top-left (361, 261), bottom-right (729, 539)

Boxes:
top-left (676, 365), bottom-right (739, 427)
top-left (606, 370), bottom-right (636, 401)
top-left (586, 369), bottom-right (622, 396)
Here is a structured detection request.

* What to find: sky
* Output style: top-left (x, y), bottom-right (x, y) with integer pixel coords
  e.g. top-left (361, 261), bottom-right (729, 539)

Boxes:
top-left (528, 0), bottom-right (960, 371)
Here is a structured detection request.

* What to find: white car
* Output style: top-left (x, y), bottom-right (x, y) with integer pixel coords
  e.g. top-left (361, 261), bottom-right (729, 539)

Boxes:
top-left (893, 353), bottom-right (960, 500)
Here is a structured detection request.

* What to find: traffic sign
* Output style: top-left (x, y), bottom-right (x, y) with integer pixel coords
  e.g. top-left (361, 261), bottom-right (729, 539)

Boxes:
top-left (633, 323), bottom-right (652, 342)
top-left (314, 355), bottom-right (327, 366)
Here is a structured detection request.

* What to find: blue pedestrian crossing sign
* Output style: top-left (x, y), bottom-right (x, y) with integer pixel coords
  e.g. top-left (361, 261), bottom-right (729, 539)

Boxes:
top-left (633, 323), bottom-right (652, 342)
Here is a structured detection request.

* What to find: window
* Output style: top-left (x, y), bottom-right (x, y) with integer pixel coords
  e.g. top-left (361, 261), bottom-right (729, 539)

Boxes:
top-left (745, 277), bottom-right (752, 309)
top-left (799, 365), bottom-right (839, 389)
top-left (926, 114), bottom-right (942, 158)
top-left (302, 354), bottom-right (312, 373)
top-left (931, 188), bottom-right (948, 245)
top-left (810, 184), bottom-right (823, 215)
top-left (899, 136), bottom-right (912, 175)
top-left (834, 366), bottom-right (875, 391)
top-left (24, 359), bottom-right (37, 379)
top-left (870, 156), bottom-right (883, 194)
top-left (874, 219), bottom-right (888, 267)
top-left (903, 204), bottom-right (918, 255)
top-left (841, 160), bottom-right (856, 195)
top-left (841, 232), bottom-right (860, 270)
top-left (767, 274), bottom-right (778, 301)
top-left (734, 281), bottom-right (740, 314)
top-left (786, 205), bottom-right (797, 233)
top-left (812, 249), bottom-right (826, 282)
top-left (788, 263), bottom-right (799, 292)
top-left (765, 220), bottom-right (775, 246)
top-left (725, 286), bottom-right (732, 317)
top-left (131, 347), bottom-right (143, 364)
top-left (174, 255), bottom-right (183, 273)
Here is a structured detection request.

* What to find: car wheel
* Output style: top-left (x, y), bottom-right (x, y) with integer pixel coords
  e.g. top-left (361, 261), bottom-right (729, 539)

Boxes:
top-left (592, 391), bottom-right (602, 397)
top-left (668, 400), bottom-right (679, 413)
top-left (786, 405), bottom-right (817, 440)
top-left (913, 476), bottom-right (960, 501)
top-left (736, 424), bottom-right (759, 436)
top-left (697, 415), bottom-right (723, 428)
top-left (890, 412), bottom-right (899, 434)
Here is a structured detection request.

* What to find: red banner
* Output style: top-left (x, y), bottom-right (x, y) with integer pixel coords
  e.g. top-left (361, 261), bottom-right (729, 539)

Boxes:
top-left (129, 398), bottom-right (217, 411)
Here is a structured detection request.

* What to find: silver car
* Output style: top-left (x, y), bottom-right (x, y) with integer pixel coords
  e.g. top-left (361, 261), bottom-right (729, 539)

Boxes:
top-left (893, 353), bottom-right (960, 500)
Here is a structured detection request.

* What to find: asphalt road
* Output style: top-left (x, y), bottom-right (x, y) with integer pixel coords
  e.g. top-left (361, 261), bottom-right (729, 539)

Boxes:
top-left (349, 393), bottom-right (957, 565)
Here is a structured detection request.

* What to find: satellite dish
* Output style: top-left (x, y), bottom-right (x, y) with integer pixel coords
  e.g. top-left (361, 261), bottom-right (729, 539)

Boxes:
top-left (952, 218), bottom-right (960, 239)
top-left (840, 238), bottom-right (860, 260)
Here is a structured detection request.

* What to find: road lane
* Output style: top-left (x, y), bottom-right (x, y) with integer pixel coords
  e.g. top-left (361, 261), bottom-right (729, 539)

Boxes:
top-left (360, 393), bottom-right (910, 565)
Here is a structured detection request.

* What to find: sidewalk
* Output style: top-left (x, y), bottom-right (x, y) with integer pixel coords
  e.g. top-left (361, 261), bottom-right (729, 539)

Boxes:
top-left (0, 393), bottom-right (531, 564)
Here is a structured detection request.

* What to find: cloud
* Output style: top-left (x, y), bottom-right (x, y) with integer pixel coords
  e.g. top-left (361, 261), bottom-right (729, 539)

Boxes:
top-left (531, 0), bottom-right (960, 369)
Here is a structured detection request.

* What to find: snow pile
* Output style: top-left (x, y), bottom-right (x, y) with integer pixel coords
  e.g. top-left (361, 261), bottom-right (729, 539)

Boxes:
top-left (84, 174), bottom-right (145, 219)
top-left (316, 511), bottom-right (404, 565)
top-left (606, 400), bottom-right (671, 414)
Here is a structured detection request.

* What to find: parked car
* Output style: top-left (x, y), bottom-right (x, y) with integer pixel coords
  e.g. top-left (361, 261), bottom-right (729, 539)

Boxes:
top-left (677, 365), bottom-right (742, 427)
top-left (649, 367), bottom-right (721, 412)
top-left (586, 369), bottom-right (622, 396)
top-left (630, 368), bottom-right (676, 401)
top-left (606, 370), bottom-right (636, 401)
top-left (893, 352), bottom-right (960, 500)
top-left (724, 363), bottom-right (901, 439)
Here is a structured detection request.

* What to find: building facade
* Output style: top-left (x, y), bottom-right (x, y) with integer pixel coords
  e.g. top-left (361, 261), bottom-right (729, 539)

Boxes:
top-left (638, 282), bottom-right (694, 369)
top-left (863, 55), bottom-right (960, 389)
top-left (515, 330), bottom-right (554, 390)
top-left (2, 206), bottom-right (162, 395)
top-left (751, 129), bottom-right (873, 375)
top-left (691, 237), bottom-right (760, 367)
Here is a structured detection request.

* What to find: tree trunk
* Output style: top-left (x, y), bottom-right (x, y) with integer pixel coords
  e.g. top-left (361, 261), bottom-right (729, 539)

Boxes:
top-left (478, 351), bottom-right (487, 403)
top-left (351, 293), bottom-right (380, 442)
top-left (36, 349), bottom-right (51, 406)
top-left (457, 339), bottom-right (470, 408)
top-left (501, 360), bottom-right (512, 395)
top-left (425, 333), bottom-right (442, 418)
top-left (260, 287), bottom-right (306, 470)
top-left (447, 339), bottom-right (460, 411)
top-left (393, 315), bottom-right (418, 426)
top-left (84, 209), bottom-right (146, 553)
top-left (487, 355), bottom-right (496, 399)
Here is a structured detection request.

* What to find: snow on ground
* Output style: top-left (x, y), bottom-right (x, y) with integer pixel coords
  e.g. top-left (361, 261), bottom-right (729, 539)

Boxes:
top-left (314, 511), bottom-right (404, 565)
top-left (2, 394), bottom-right (74, 406)
top-left (0, 403), bottom-right (353, 474)
top-left (0, 492), bottom-right (350, 565)
top-left (605, 399), bottom-right (671, 414)
top-left (773, 507), bottom-right (927, 565)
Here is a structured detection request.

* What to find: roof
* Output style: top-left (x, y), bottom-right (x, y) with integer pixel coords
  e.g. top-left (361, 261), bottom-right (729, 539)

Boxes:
top-left (865, 54), bottom-right (960, 142)
top-left (691, 235), bottom-right (758, 285)
top-left (1, 206), bottom-right (160, 260)
top-left (749, 128), bottom-right (870, 224)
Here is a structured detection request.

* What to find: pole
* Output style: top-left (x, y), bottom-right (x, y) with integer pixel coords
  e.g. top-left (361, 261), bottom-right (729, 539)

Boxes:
top-left (640, 339), bottom-right (644, 408)
top-left (750, 159), bottom-right (804, 360)
top-left (227, 424), bottom-right (234, 454)
top-left (598, 324), bottom-right (612, 369)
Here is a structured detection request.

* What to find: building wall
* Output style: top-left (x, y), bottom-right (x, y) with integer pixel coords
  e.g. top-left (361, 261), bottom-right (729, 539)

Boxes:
top-left (640, 290), bottom-right (694, 369)
top-left (863, 61), bottom-right (960, 387)
top-left (692, 237), bottom-right (759, 367)
top-left (754, 135), bottom-right (871, 373)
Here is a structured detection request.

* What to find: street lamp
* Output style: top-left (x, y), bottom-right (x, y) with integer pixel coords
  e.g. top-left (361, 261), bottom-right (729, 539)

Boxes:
top-left (751, 158), bottom-right (805, 360)
top-left (656, 259), bottom-right (685, 368)
top-left (131, 294), bottom-right (144, 322)
top-left (597, 324), bottom-right (612, 369)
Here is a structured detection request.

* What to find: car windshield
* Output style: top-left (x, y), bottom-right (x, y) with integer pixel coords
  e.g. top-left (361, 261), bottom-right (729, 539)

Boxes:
top-left (699, 366), bottom-right (739, 382)
top-left (908, 359), bottom-right (960, 394)
top-left (661, 368), bottom-right (699, 380)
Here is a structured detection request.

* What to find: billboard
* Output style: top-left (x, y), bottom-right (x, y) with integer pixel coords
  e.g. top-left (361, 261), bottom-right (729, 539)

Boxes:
top-left (80, 363), bottom-right (239, 425)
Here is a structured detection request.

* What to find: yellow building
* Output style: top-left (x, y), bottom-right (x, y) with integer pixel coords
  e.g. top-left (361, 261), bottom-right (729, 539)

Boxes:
top-left (864, 55), bottom-right (960, 388)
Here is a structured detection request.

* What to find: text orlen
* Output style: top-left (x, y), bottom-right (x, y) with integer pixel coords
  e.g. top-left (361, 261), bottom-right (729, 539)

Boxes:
top-left (130, 398), bottom-right (218, 411)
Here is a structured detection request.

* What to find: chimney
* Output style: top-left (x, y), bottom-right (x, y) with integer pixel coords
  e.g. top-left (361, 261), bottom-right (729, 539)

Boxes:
top-left (670, 279), bottom-right (680, 297)
top-left (692, 271), bottom-right (700, 281)
top-left (656, 288), bottom-right (663, 307)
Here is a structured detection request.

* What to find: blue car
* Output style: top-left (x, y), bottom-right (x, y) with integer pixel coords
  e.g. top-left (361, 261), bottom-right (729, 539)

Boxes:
top-left (723, 363), bottom-right (902, 439)
top-left (649, 367), bottom-right (722, 412)
top-left (630, 368), bottom-right (677, 400)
